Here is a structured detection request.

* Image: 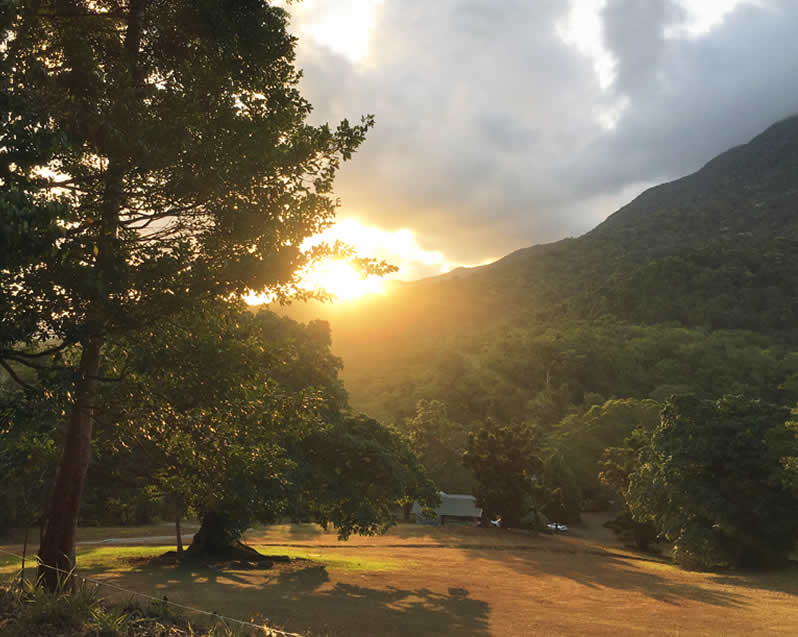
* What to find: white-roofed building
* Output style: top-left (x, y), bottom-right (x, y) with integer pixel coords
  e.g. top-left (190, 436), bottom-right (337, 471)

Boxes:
top-left (412, 492), bottom-right (482, 526)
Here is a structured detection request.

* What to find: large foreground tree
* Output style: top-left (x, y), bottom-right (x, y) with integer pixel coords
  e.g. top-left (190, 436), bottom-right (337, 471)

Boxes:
top-left (626, 395), bottom-right (798, 569)
top-left (92, 303), bottom-right (437, 555)
top-left (0, 0), bottom-right (380, 586)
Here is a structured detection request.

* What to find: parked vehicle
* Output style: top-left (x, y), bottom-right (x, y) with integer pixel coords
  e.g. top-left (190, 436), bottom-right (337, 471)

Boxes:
top-left (547, 522), bottom-right (568, 533)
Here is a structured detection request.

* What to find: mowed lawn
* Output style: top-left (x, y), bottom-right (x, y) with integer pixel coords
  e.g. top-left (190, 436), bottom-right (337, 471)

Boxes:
top-left (2, 516), bottom-right (797, 637)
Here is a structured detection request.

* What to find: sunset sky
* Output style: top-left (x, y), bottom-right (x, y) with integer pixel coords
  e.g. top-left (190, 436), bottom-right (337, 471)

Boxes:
top-left (280, 0), bottom-right (798, 286)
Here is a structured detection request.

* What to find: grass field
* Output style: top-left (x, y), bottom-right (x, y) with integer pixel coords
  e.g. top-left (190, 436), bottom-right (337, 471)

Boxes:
top-left (2, 516), bottom-right (797, 636)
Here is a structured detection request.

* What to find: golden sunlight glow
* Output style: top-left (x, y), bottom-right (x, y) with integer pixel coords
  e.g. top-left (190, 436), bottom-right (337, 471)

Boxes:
top-left (310, 218), bottom-right (456, 276)
top-left (301, 258), bottom-right (385, 300)
top-left (244, 217), bottom-right (491, 306)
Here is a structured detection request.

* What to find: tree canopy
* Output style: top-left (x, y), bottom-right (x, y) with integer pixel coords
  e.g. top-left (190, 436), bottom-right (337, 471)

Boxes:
top-left (403, 400), bottom-right (473, 494)
top-left (463, 421), bottom-right (542, 528)
top-left (0, 0), bottom-right (383, 584)
top-left (2, 304), bottom-right (438, 557)
top-left (104, 303), bottom-right (436, 549)
top-left (626, 395), bottom-right (798, 569)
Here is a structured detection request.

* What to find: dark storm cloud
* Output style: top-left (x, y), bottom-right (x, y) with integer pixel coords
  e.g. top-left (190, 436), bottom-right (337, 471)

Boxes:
top-left (601, 0), bottom-right (685, 95)
top-left (290, 0), bottom-right (798, 269)
top-left (573, 0), bottom-right (798, 195)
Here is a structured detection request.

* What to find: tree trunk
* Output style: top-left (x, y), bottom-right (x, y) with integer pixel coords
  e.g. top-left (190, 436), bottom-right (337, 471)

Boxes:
top-left (35, 0), bottom-right (143, 591)
top-left (185, 512), bottom-right (266, 562)
top-left (175, 515), bottom-right (183, 556)
top-left (37, 338), bottom-right (102, 590)
top-left (480, 508), bottom-right (491, 528)
top-left (21, 526), bottom-right (29, 584)
top-left (186, 511), bottom-right (234, 557)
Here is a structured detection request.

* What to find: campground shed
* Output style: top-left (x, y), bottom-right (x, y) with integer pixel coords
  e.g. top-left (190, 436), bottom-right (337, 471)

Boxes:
top-left (412, 492), bottom-right (482, 526)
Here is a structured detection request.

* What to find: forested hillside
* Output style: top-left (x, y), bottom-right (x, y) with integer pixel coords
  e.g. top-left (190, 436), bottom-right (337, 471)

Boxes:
top-left (278, 115), bottom-right (798, 427)
top-left (270, 117), bottom-right (798, 554)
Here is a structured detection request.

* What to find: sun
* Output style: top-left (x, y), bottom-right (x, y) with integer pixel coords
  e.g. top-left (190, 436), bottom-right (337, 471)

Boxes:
top-left (289, 0), bottom-right (383, 64)
top-left (243, 217), bottom-right (478, 306)
top-left (302, 258), bottom-right (385, 301)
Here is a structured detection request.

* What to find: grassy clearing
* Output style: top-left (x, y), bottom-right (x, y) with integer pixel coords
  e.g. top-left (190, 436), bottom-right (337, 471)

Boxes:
top-left (1, 543), bottom-right (401, 583)
top-left (0, 522), bottom-right (199, 545)
top-left (242, 521), bottom-right (554, 549)
top-left (3, 518), bottom-right (797, 636)
top-left (249, 545), bottom-right (407, 572)
top-left (0, 546), bottom-right (174, 578)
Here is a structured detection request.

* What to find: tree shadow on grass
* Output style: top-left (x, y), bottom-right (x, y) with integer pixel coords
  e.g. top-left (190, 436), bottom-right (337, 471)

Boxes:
top-left (310, 583), bottom-right (490, 636)
top-left (464, 542), bottom-right (746, 608)
top-left (276, 563), bottom-right (330, 593)
top-left (85, 561), bottom-right (491, 636)
top-left (84, 554), bottom-right (264, 589)
top-left (709, 562), bottom-right (798, 597)
top-left (262, 565), bottom-right (490, 635)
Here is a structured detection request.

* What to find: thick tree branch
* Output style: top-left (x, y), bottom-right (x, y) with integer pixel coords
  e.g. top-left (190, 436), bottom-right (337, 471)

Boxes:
top-left (5, 342), bottom-right (72, 359)
top-left (0, 359), bottom-right (36, 391)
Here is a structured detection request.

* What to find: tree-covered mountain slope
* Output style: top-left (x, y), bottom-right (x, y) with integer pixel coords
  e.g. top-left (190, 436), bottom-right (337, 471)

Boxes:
top-left (469, 115), bottom-right (798, 331)
top-left (591, 114), bottom-right (798, 249)
top-left (277, 115), bottom-right (798, 426)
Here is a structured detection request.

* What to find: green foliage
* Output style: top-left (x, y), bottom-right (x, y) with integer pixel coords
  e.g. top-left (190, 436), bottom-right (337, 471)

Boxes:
top-left (0, 580), bottom-right (255, 637)
top-left (520, 507), bottom-right (550, 533)
top-left (0, 0), bottom-right (384, 576)
top-left (329, 317), bottom-right (798, 537)
top-left (339, 316), bottom-right (798, 438)
top-left (87, 605), bottom-right (131, 637)
top-left (540, 451), bottom-right (581, 524)
top-left (291, 414), bottom-right (439, 539)
top-left (0, 0), bottom-right (379, 353)
top-left (0, 388), bottom-right (60, 534)
top-left (463, 421), bottom-right (542, 528)
top-left (82, 302), bottom-right (434, 546)
top-left (6, 574), bottom-right (99, 636)
top-left (286, 118), bottom-right (798, 467)
top-left (594, 238), bottom-right (798, 335)
top-left (403, 400), bottom-right (473, 494)
top-left (783, 408), bottom-right (798, 492)
top-left (599, 424), bottom-right (656, 498)
top-left (104, 303), bottom-right (342, 534)
top-left (598, 415), bottom-right (662, 551)
top-left (548, 398), bottom-right (662, 503)
top-left (626, 395), bottom-right (798, 569)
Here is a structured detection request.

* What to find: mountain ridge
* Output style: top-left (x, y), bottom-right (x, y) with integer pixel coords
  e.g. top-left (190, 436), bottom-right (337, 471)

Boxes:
top-left (429, 113), bottom-right (798, 289)
top-left (274, 115), bottom-right (798, 424)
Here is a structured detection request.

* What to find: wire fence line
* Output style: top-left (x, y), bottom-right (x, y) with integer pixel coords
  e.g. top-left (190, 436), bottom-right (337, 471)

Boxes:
top-left (0, 546), bottom-right (303, 637)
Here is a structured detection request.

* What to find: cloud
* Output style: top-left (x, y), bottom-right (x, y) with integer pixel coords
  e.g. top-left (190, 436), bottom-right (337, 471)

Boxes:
top-left (601, 0), bottom-right (684, 95)
top-left (576, 0), bottom-right (798, 192)
top-left (284, 0), bottom-right (798, 274)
